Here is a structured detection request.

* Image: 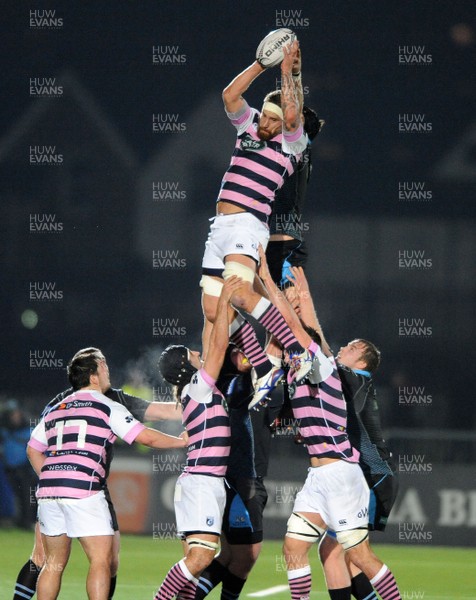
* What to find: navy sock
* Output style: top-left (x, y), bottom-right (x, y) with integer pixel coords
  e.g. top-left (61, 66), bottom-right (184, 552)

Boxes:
top-left (13, 559), bottom-right (41, 600)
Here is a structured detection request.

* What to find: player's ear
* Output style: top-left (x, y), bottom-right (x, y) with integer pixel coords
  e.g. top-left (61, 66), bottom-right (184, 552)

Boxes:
top-left (89, 371), bottom-right (99, 386)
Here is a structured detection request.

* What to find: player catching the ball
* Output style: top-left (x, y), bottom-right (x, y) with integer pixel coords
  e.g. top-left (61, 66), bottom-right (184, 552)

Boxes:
top-left (200, 32), bottom-right (316, 407)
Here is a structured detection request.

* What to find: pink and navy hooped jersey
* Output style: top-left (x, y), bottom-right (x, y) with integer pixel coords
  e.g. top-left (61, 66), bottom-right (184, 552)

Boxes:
top-left (218, 102), bottom-right (307, 223)
top-left (291, 348), bottom-right (360, 463)
top-left (28, 390), bottom-right (145, 499)
top-left (181, 368), bottom-right (231, 477)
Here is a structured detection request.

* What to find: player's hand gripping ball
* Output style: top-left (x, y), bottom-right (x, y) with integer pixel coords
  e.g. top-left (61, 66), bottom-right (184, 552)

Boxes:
top-left (256, 28), bottom-right (297, 68)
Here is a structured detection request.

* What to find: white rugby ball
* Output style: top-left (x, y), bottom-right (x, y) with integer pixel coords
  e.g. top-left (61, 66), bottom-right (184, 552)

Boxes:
top-left (256, 28), bottom-right (297, 68)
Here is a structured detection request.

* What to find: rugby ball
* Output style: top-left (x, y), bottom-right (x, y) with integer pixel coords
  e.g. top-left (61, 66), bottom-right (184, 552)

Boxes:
top-left (256, 28), bottom-right (297, 68)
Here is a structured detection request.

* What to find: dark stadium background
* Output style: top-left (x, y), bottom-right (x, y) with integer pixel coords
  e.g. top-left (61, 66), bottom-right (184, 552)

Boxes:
top-left (1, 2), bottom-right (475, 543)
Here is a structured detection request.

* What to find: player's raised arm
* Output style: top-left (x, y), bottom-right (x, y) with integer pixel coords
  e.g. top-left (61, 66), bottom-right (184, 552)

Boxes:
top-left (287, 266), bottom-right (332, 356)
top-left (281, 40), bottom-right (302, 133)
top-left (258, 245), bottom-right (311, 349)
top-left (203, 275), bottom-right (242, 380)
top-left (222, 61), bottom-right (266, 114)
top-left (291, 47), bottom-right (304, 117)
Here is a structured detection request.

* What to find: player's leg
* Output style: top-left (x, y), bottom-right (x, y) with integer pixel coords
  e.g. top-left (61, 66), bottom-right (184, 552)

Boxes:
top-left (328, 465), bottom-right (400, 600)
top-left (312, 460), bottom-right (374, 600)
top-left (104, 485), bottom-right (120, 599)
top-left (156, 475), bottom-right (224, 599)
top-left (108, 531), bottom-right (120, 599)
top-left (283, 533), bottom-right (314, 600)
top-left (318, 533), bottom-right (353, 599)
top-left (185, 534), bottom-right (220, 580)
top-left (284, 464), bottom-right (330, 599)
top-left (345, 557), bottom-right (377, 600)
top-left (220, 541), bottom-right (261, 599)
top-left (341, 473), bottom-right (399, 600)
top-left (13, 522), bottom-right (44, 600)
top-left (223, 475), bottom-right (267, 583)
top-left (195, 475), bottom-right (266, 599)
top-left (225, 253), bottom-right (315, 401)
top-left (36, 533), bottom-right (71, 600)
top-left (200, 277), bottom-right (222, 356)
top-left (284, 511), bottom-right (327, 600)
top-left (344, 540), bottom-right (400, 600)
top-left (194, 536), bottom-right (230, 599)
top-left (319, 533), bottom-right (375, 600)
top-left (201, 270), bottom-right (282, 405)
top-left (78, 535), bottom-right (113, 600)
top-left (35, 499), bottom-right (71, 600)
top-left (195, 540), bottom-right (260, 600)
top-left (225, 253), bottom-right (304, 352)
top-left (201, 279), bottom-right (240, 360)
top-left (319, 531), bottom-right (350, 598)
top-left (155, 534), bottom-right (218, 600)
top-left (67, 492), bottom-right (116, 600)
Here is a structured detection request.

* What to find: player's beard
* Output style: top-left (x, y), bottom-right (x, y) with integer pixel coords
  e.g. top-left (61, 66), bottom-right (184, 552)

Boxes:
top-left (257, 128), bottom-right (273, 141)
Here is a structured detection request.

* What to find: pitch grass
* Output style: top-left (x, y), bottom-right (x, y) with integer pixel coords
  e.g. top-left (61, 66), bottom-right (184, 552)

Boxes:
top-left (1, 528), bottom-right (475, 599)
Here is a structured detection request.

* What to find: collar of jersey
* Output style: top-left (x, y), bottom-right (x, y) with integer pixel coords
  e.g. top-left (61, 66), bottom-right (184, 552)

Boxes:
top-left (353, 368), bottom-right (371, 378)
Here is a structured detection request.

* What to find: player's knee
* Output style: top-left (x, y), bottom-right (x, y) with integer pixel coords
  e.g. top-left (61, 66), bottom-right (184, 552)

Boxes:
top-left (228, 545), bottom-right (260, 576)
top-left (318, 533), bottom-right (340, 563)
top-left (186, 547), bottom-right (216, 574)
top-left (286, 512), bottom-right (326, 545)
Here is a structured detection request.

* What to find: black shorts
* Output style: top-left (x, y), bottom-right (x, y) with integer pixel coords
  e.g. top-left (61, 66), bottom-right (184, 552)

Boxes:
top-left (104, 485), bottom-right (119, 532)
top-left (222, 477), bottom-right (268, 545)
top-left (368, 472), bottom-right (399, 531)
top-left (265, 239), bottom-right (308, 289)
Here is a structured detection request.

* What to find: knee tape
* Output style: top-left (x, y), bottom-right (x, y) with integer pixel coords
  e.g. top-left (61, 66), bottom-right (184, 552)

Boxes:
top-left (222, 261), bottom-right (255, 284)
top-left (187, 537), bottom-right (219, 551)
top-left (336, 527), bottom-right (368, 550)
top-left (286, 512), bottom-right (326, 544)
top-left (200, 275), bottom-right (224, 298)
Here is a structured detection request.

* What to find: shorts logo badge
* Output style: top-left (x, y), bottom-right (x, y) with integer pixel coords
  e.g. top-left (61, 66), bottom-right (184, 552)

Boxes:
top-left (206, 516), bottom-right (214, 527)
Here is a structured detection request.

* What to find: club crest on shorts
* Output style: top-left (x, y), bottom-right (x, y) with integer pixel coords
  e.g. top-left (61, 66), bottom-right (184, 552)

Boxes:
top-left (206, 516), bottom-right (214, 527)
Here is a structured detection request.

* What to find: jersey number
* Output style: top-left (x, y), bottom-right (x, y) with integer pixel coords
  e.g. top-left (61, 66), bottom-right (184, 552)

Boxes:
top-left (56, 419), bottom-right (88, 449)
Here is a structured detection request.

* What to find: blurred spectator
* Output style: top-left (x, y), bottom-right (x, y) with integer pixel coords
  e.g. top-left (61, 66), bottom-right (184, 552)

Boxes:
top-left (0, 399), bottom-right (37, 528)
top-left (0, 459), bottom-right (15, 526)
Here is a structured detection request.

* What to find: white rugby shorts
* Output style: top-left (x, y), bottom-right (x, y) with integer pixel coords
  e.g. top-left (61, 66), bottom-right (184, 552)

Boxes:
top-left (37, 490), bottom-right (114, 537)
top-left (201, 212), bottom-right (269, 272)
top-left (174, 473), bottom-right (226, 536)
top-left (292, 460), bottom-right (370, 532)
